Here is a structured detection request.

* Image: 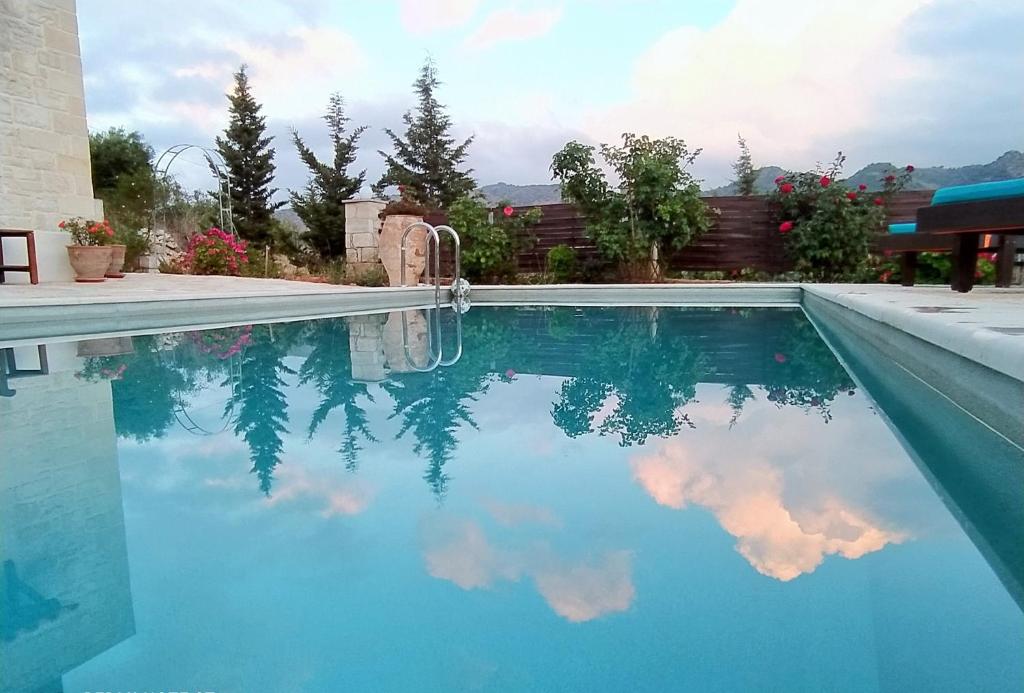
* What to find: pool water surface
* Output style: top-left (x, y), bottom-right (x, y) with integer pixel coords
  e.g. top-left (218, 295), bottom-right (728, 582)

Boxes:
top-left (2, 306), bottom-right (1022, 692)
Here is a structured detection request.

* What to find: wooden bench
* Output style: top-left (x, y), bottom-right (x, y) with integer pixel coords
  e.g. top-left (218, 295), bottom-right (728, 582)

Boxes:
top-left (0, 229), bottom-right (39, 284)
top-left (920, 197), bottom-right (1023, 292)
top-left (877, 181), bottom-right (1024, 292)
top-left (876, 231), bottom-right (1010, 288)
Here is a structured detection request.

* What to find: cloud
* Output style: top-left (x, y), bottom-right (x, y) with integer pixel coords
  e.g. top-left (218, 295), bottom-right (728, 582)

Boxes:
top-left (463, 7), bottom-right (563, 51)
top-left (400, 0), bottom-right (480, 34)
top-left (630, 439), bottom-right (907, 581)
top-left (264, 463), bottom-right (372, 518)
top-left (420, 515), bottom-right (635, 622)
top-left (587, 0), bottom-right (936, 183)
top-left (533, 551), bottom-right (634, 623)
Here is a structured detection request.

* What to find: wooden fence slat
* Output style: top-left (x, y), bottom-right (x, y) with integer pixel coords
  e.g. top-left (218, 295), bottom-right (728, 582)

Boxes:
top-left (430, 191), bottom-right (935, 274)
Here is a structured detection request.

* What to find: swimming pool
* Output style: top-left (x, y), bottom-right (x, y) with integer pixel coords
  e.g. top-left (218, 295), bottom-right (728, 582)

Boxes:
top-left (2, 305), bottom-right (1022, 692)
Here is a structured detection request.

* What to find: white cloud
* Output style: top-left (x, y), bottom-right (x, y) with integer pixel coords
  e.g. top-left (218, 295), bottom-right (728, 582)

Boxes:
top-left (420, 514), bottom-right (635, 622)
top-left (400, 0), bottom-right (480, 34)
top-left (463, 7), bottom-right (563, 51)
top-left (587, 0), bottom-right (935, 181)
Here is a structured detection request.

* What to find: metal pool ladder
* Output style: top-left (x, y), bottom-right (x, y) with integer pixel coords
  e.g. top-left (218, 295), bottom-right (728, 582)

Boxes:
top-left (399, 221), bottom-right (469, 371)
top-left (399, 221), bottom-right (466, 307)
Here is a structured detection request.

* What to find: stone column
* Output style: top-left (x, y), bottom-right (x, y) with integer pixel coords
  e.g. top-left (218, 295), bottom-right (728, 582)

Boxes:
top-left (343, 198), bottom-right (386, 273)
top-left (346, 313), bottom-right (388, 382)
top-left (0, 0), bottom-right (105, 282)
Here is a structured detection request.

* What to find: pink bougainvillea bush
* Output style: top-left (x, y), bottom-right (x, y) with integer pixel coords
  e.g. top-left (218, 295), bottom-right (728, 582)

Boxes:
top-left (180, 228), bottom-right (249, 276)
top-left (768, 154), bottom-right (912, 281)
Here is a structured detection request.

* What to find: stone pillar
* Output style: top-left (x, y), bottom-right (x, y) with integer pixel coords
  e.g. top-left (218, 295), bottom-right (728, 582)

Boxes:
top-left (346, 313), bottom-right (388, 382)
top-left (343, 198), bottom-right (386, 273)
top-left (0, 0), bottom-right (105, 282)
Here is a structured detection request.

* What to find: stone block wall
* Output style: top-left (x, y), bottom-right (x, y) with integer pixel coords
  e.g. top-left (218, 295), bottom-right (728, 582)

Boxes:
top-left (343, 198), bottom-right (385, 271)
top-left (1, 0), bottom-right (103, 279)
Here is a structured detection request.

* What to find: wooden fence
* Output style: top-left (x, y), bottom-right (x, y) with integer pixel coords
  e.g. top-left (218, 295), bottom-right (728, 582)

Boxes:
top-left (429, 190), bottom-right (934, 274)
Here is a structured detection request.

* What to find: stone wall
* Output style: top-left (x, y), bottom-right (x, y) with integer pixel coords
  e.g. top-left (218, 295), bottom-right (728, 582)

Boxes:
top-left (1, 0), bottom-right (103, 280)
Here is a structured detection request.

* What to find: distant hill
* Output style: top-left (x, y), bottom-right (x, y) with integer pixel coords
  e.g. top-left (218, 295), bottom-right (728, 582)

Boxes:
top-left (478, 182), bottom-right (562, 206)
top-left (706, 150), bottom-right (1024, 195)
top-left (274, 206), bottom-right (307, 233)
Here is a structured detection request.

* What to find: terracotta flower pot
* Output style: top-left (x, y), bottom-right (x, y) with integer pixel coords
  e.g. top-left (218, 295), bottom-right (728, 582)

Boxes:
top-left (379, 214), bottom-right (427, 287)
top-left (106, 244), bottom-right (127, 278)
top-left (66, 245), bottom-right (113, 282)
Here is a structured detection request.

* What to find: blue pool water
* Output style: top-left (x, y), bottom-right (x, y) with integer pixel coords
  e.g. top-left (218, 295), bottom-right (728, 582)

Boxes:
top-left (1, 306), bottom-right (1022, 692)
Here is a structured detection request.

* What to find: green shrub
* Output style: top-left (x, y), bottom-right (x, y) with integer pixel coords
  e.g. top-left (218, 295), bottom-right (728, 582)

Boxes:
top-left (769, 153), bottom-right (912, 281)
top-left (546, 244), bottom-right (578, 282)
top-left (447, 196), bottom-right (542, 283)
top-left (551, 133), bottom-right (711, 280)
top-left (344, 263), bottom-right (387, 287)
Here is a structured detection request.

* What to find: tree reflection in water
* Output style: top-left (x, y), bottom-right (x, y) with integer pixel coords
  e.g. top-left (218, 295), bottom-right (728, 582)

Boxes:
top-left (299, 319), bottom-right (376, 471)
top-left (83, 307), bottom-right (854, 498)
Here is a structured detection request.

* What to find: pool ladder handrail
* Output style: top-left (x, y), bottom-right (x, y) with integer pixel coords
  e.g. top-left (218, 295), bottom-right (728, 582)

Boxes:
top-left (399, 221), bottom-right (464, 371)
top-left (399, 222), bottom-right (462, 308)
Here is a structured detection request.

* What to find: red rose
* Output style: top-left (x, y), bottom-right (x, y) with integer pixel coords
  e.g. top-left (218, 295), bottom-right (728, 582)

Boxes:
top-left (873, 197), bottom-right (884, 206)
top-left (905, 165), bottom-right (914, 173)
top-left (503, 206), bottom-right (514, 217)
top-left (846, 192), bottom-right (857, 201)
top-left (819, 175), bottom-right (831, 188)
top-left (774, 353), bottom-right (787, 364)
top-left (858, 184), bottom-right (867, 191)
top-left (58, 220), bottom-right (66, 228)
top-left (774, 175), bottom-right (785, 184)
top-left (779, 183), bottom-right (794, 194)
top-left (885, 174), bottom-right (895, 183)
top-left (778, 221), bottom-right (794, 233)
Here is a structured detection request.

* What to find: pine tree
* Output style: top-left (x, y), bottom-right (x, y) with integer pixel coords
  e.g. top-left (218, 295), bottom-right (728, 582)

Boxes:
top-left (290, 94), bottom-right (367, 258)
top-left (373, 59), bottom-right (476, 209)
top-left (216, 65), bottom-right (283, 245)
top-left (732, 134), bottom-right (758, 196)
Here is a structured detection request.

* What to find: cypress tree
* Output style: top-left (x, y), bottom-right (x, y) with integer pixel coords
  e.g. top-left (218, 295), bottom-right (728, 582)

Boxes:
top-left (216, 65), bottom-right (283, 245)
top-left (373, 58), bottom-right (475, 209)
top-left (290, 94), bottom-right (367, 258)
top-left (732, 134), bottom-right (758, 196)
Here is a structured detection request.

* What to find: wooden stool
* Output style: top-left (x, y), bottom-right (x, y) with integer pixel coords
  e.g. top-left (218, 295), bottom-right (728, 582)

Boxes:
top-left (0, 230), bottom-right (39, 284)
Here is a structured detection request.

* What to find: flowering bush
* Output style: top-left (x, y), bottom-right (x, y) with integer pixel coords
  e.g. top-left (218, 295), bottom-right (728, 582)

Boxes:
top-left (59, 217), bottom-right (115, 246)
top-left (768, 154), bottom-right (912, 281)
top-left (180, 227), bottom-right (249, 276)
top-left (448, 196), bottom-right (542, 282)
top-left (187, 324), bottom-right (253, 359)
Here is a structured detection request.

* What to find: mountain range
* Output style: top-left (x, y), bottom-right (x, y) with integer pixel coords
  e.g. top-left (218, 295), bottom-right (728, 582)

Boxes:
top-left (276, 151), bottom-right (1024, 226)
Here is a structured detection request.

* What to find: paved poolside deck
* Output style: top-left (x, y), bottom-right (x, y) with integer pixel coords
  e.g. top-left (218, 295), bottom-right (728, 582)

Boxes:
top-left (1, 275), bottom-right (1022, 382)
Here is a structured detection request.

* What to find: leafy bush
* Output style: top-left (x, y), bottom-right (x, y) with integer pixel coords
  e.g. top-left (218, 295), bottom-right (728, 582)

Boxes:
top-left (180, 228), bottom-right (249, 275)
top-left (546, 244), bottom-right (578, 282)
top-left (345, 263), bottom-right (387, 287)
top-left (877, 251), bottom-right (997, 285)
top-left (447, 196), bottom-right (541, 283)
top-left (768, 153), bottom-right (911, 281)
top-left (550, 133), bottom-right (711, 279)
top-left (115, 226), bottom-right (151, 269)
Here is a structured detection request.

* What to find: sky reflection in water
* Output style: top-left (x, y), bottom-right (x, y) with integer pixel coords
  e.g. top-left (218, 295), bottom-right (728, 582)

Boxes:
top-left (3, 306), bottom-right (1021, 693)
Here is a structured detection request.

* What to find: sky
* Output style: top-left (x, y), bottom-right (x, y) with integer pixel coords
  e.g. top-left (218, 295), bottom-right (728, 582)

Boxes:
top-left (77, 0), bottom-right (1024, 199)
